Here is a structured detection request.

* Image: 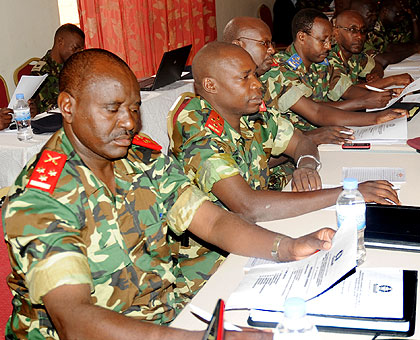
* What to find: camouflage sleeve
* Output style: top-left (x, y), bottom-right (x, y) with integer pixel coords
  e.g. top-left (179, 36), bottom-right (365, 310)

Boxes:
top-left (3, 189), bottom-right (93, 304)
top-left (261, 67), bottom-right (312, 113)
top-left (358, 54), bottom-right (376, 78)
top-left (327, 64), bottom-right (353, 102)
top-left (364, 32), bottom-right (385, 55)
top-left (174, 111), bottom-right (241, 194)
top-left (31, 63), bottom-right (59, 113)
top-left (263, 109), bottom-right (294, 156)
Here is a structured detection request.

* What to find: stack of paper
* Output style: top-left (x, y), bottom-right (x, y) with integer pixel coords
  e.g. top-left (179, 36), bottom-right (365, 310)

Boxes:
top-left (347, 116), bottom-right (407, 144)
top-left (342, 167), bottom-right (406, 184)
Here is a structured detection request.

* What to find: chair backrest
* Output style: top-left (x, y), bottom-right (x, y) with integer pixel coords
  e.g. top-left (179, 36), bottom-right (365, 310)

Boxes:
top-left (0, 186), bottom-right (12, 336)
top-left (13, 57), bottom-right (40, 86)
top-left (258, 4), bottom-right (274, 35)
top-left (0, 75), bottom-right (9, 108)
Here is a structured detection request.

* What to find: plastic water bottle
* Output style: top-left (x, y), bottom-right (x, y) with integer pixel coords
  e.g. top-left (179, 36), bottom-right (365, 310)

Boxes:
top-left (13, 93), bottom-right (33, 141)
top-left (273, 297), bottom-right (319, 339)
top-left (336, 177), bottom-right (366, 266)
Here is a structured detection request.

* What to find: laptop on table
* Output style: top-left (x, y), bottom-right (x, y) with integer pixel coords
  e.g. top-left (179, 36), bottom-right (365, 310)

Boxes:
top-left (139, 44), bottom-right (192, 91)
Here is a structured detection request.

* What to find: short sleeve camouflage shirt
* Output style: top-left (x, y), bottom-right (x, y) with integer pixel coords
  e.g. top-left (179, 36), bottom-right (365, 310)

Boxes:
top-left (31, 50), bottom-right (63, 113)
top-left (2, 129), bottom-right (216, 339)
top-left (329, 44), bottom-right (375, 84)
top-left (260, 44), bottom-right (353, 130)
top-left (168, 93), bottom-right (294, 208)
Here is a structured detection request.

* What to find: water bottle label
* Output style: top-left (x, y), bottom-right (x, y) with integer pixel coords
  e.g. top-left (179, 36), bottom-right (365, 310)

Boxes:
top-left (336, 204), bottom-right (366, 230)
top-left (14, 108), bottom-right (31, 121)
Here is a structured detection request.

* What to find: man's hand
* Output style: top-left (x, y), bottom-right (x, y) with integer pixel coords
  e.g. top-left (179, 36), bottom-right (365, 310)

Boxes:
top-left (391, 73), bottom-right (413, 87)
top-left (375, 108), bottom-right (407, 124)
top-left (304, 126), bottom-right (354, 146)
top-left (359, 180), bottom-right (400, 205)
top-left (27, 99), bottom-right (38, 118)
top-left (278, 228), bottom-right (336, 262)
top-left (0, 107), bottom-right (13, 130)
top-left (362, 90), bottom-right (393, 109)
top-left (292, 168), bottom-right (322, 192)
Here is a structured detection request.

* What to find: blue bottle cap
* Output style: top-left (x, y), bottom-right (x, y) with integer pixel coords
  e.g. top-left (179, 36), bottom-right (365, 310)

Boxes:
top-left (343, 177), bottom-right (358, 190)
top-left (284, 297), bottom-right (306, 319)
top-left (16, 93), bottom-right (24, 100)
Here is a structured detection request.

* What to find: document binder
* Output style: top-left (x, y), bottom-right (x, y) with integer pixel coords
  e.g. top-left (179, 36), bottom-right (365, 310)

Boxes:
top-left (365, 204), bottom-right (420, 252)
top-left (248, 270), bottom-right (417, 336)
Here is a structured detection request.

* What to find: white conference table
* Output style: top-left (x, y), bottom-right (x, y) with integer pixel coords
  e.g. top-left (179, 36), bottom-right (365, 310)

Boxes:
top-left (171, 150), bottom-right (420, 339)
top-left (0, 80), bottom-right (194, 189)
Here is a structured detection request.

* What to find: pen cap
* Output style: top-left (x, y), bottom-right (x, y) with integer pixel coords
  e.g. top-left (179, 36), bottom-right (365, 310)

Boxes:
top-left (284, 297), bottom-right (306, 319)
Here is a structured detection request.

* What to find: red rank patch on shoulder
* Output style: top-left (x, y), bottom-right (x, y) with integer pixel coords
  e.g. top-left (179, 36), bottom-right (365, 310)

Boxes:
top-left (132, 134), bottom-right (162, 151)
top-left (27, 150), bottom-right (67, 194)
top-left (259, 100), bottom-right (267, 112)
top-left (271, 60), bottom-right (279, 67)
top-left (205, 110), bottom-right (224, 136)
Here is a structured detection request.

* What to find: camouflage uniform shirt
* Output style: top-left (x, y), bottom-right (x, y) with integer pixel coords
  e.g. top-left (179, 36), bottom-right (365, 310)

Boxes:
top-left (260, 44), bottom-right (353, 130)
top-left (364, 19), bottom-right (413, 55)
top-left (329, 43), bottom-right (375, 84)
top-left (2, 129), bottom-right (217, 339)
top-left (168, 93), bottom-right (294, 208)
top-left (31, 50), bottom-right (63, 113)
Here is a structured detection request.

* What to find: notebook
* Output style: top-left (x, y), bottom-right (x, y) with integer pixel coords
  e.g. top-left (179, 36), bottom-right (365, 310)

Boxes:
top-left (365, 204), bottom-right (420, 252)
top-left (139, 44), bottom-right (192, 91)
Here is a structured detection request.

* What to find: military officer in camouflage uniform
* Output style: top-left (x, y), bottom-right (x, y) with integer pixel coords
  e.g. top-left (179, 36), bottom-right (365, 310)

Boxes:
top-left (2, 49), bottom-right (341, 340)
top-left (168, 42), bottom-right (400, 225)
top-left (331, 10), bottom-right (413, 88)
top-left (31, 23), bottom-right (84, 115)
top-left (351, 0), bottom-right (420, 67)
top-left (223, 16), bottom-right (406, 148)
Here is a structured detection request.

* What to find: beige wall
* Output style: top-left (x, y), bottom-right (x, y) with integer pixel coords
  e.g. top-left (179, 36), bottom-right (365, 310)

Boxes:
top-left (215, 0), bottom-right (276, 40)
top-left (0, 0), bottom-right (60, 99)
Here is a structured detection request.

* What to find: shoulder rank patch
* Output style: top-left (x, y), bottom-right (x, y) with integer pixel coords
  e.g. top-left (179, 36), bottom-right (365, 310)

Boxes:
top-left (271, 59), bottom-right (279, 67)
top-left (286, 53), bottom-right (302, 70)
top-left (31, 61), bottom-right (47, 72)
top-left (205, 110), bottom-right (224, 136)
top-left (132, 134), bottom-right (162, 151)
top-left (27, 150), bottom-right (67, 194)
top-left (319, 58), bottom-right (329, 66)
top-left (259, 100), bottom-right (267, 112)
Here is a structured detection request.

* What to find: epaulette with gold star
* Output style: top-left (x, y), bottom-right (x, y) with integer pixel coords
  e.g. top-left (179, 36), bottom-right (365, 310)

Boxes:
top-left (286, 53), bottom-right (302, 70)
top-left (132, 133), bottom-right (162, 151)
top-left (205, 110), bottom-right (224, 136)
top-left (27, 150), bottom-right (67, 194)
top-left (259, 100), bottom-right (267, 112)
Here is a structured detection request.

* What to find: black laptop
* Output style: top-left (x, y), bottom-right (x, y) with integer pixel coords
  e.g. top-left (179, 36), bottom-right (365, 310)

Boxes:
top-left (139, 44), bottom-right (192, 91)
top-left (365, 204), bottom-right (420, 251)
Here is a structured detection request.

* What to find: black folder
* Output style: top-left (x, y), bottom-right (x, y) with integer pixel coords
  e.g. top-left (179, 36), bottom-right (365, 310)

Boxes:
top-left (365, 204), bottom-right (420, 252)
top-left (248, 270), bottom-right (417, 337)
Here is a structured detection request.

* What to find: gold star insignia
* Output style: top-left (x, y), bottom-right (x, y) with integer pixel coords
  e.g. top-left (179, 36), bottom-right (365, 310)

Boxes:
top-left (48, 170), bottom-right (57, 177)
top-left (39, 175), bottom-right (48, 182)
top-left (36, 167), bottom-right (46, 174)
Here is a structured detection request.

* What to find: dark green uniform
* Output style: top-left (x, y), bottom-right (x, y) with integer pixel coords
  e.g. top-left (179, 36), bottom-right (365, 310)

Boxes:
top-left (2, 129), bottom-right (222, 339)
top-left (31, 50), bottom-right (63, 113)
top-left (168, 93), bottom-right (295, 202)
top-left (329, 44), bottom-right (376, 84)
top-left (260, 44), bottom-right (353, 131)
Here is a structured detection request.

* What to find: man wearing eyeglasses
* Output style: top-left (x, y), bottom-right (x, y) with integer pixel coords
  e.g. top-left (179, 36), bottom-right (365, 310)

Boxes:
top-left (331, 10), bottom-right (413, 88)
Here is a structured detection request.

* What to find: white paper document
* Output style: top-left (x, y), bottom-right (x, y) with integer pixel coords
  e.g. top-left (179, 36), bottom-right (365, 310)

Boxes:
top-left (347, 116), bottom-right (407, 144)
top-left (8, 74), bottom-right (48, 109)
top-left (402, 93), bottom-right (420, 103)
top-left (226, 224), bottom-right (357, 311)
top-left (366, 78), bottom-right (420, 111)
top-left (342, 167), bottom-right (406, 183)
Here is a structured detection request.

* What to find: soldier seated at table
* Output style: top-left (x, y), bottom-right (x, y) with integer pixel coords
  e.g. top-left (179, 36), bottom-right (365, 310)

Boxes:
top-left (330, 9), bottom-right (413, 88)
top-left (30, 23), bottom-right (85, 117)
top-left (222, 16), bottom-right (406, 148)
top-left (2, 48), bottom-right (340, 340)
top-left (0, 107), bottom-right (12, 130)
top-left (351, 0), bottom-right (420, 68)
top-left (260, 8), bottom-right (405, 131)
top-left (168, 41), bottom-right (400, 225)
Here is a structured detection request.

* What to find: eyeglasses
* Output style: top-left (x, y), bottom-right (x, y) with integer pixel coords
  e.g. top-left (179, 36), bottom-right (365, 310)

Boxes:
top-left (306, 33), bottom-right (332, 47)
top-left (335, 26), bottom-right (369, 35)
top-left (237, 37), bottom-right (274, 48)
